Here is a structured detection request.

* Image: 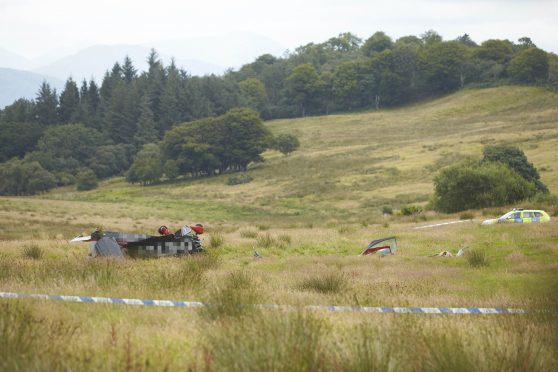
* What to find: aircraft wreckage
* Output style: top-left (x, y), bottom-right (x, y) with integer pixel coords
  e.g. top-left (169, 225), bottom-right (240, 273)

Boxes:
top-left (71, 224), bottom-right (204, 258)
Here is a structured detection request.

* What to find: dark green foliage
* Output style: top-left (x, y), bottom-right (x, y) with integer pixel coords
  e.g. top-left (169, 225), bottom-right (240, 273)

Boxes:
top-left (273, 133), bottom-right (300, 155)
top-left (362, 31), bottom-right (393, 56)
top-left (286, 64), bottom-right (325, 117)
top-left (382, 206), bottom-right (393, 215)
top-left (126, 143), bottom-right (162, 185)
top-left (507, 48), bottom-right (549, 84)
top-left (433, 160), bottom-right (537, 213)
top-left (0, 159), bottom-right (56, 195)
top-left (34, 81), bottom-right (59, 126)
top-left (89, 144), bottom-right (133, 178)
top-left (0, 121), bottom-right (43, 162)
top-left (400, 205), bottom-right (423, 216)
top-left (239, 77), bottom-right (269, 114)
top-left (482, 144), bottom-right (548, 192)
top-left (58, 78), bottom-right (80, 123)
top-left (32, 123), bottom-right (103, 173)
top-left (75, 168), bottom-right (98, 191)
top-left (161, 108), bottom-right (271, 177)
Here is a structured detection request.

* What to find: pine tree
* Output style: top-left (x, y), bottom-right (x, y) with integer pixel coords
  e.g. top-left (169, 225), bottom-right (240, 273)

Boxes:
top-left (122, 55), bottom-right (137, 83)
top-left (35, 81), bottom-right (59, 126)
top-left (134, 95), bottom-right (158, 148)
top-left (58, 78), bottom-right (80, 123)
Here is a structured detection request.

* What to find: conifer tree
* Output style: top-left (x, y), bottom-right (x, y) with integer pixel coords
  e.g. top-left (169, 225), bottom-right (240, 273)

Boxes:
top-left (35, 81), bottom-right (59, 126)
top-left (134, 95), bottom-right (158, 148)
top-left (58, 77), bottom-right (80, 123)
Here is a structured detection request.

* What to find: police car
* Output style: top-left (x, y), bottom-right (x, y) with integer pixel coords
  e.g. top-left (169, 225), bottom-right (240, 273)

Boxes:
top-left (481, 208), bottom-right (551, 225)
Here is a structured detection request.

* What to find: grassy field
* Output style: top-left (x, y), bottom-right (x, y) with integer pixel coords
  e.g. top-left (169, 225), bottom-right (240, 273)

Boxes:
top-left (1, 86), bottom-right (558, 370)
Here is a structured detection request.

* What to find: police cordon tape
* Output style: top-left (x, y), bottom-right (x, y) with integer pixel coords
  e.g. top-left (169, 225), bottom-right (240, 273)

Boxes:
top-left (0, 291), bottom-right (527, 314)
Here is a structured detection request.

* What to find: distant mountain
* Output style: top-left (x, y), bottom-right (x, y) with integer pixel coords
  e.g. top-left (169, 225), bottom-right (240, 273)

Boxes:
top-left (0, 48), bottom-right (32, 70)
top-left (0, 68), bottom-right (63, 108)
top-left (33, 44), bottom-right (226, 82)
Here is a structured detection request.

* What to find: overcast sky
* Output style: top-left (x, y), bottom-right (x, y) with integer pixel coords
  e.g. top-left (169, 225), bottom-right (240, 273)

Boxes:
top-left (1, 0), bottom-right (557, 58)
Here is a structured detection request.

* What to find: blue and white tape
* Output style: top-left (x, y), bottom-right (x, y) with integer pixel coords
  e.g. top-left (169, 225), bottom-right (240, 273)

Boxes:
top-left (0, 291), bottom-right (526, 314)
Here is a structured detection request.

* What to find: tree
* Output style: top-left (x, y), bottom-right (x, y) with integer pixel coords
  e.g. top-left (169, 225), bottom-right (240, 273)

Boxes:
top-left (286, 64), bottom-right (325, 116)
top-left (273, 134), bottom-right (300, 155)
top-left (362, 31), bottom-right (393, 56)
top-left (474, 39), bottom-right (514, 65)
top-left (421, 30), bottom-right (443, 45)
top-left (455, 34), bottom-right (477, 48)
top-left (507, 48), bottom-right (549, 84)
top-left (433, 159), bottom-right (536, 213)
top-left (239, 78), bottom-right (269, 114)
top-left (58, 78), bottom-right (80, 123)
top-left (122, 55), bottom-right (137, 83)
top-left (0, 159), bottom-right (55, 195)
top-left (126, 143), bottom-right (163, 185)
top-left (134, 95), bottom-right (158, 148)
top-left (76, 168), bottom-right (98, 191)
top-left (32, 123), bottom-right (103, 173)
top-left (331, 60), bottom-right (375, 109)
top-left (0, 121), bottom-right (43, 162)
top-left (35, 81), bottom-right (59, 125)
top-left (483, 144), bottom-right (548, 192)
top-left (420, 41), bottom-right (469, 94)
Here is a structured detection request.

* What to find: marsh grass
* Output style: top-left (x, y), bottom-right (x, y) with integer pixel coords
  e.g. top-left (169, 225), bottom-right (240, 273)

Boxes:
top-left (299, 272), bottom-right (347, 294)
top-left (200, 270), bottom-right (261, 320)
top-left (200, 310), bottom-right (331, 371)
top-left (239, 229), bottom-right (258, 239)
top-left (466, 249), bottom-right (489, 268)
top-left (22, 243), bottom-right (43, 260)
top-left (208, 231), bottom-right (225, 248)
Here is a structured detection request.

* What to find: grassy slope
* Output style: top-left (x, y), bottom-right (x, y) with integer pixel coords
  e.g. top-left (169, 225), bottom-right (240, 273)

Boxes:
top-left (1, 86), bottom-right (558, 370)
top-left (30, 85), bottom-right (558, 226)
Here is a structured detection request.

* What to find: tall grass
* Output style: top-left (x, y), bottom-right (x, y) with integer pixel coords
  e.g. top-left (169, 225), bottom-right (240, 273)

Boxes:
top-left (466, 249), bottom-right (489, 268)
top-left (22, 244), bottom-right (43, 260)
top-left (299, 272), bottom-right (347, 294)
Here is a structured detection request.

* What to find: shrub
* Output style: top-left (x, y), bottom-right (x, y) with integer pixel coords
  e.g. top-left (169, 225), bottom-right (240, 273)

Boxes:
top-left (483, 144), bottom-right (548, 192)
top-left (433, 159), bottom-right (537, 213)
top-left (226, 173), bottom-right (253, 185)
top-left (273, 133), bottom-right (300, 155)
top-left (382, 206), bottom-right (393, 215)
top-left (256, 233), bottom-right (275, 248)
top-left (75, 168), bottom-right (98, 191)
top-left (459, 212), bottom-right (474, 220)
top-left (400, 205), bottom-right (423, 216)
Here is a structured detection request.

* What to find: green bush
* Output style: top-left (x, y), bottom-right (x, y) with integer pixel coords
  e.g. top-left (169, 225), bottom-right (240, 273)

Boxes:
top-left (400, 205), bottom-right (422, 216)
top-left (382, 206), bottom-right (393, 215)
top-left (76, 168), bottom-right (98, 191)
top-left (299, 272), bottom-right (347, 294)
top-left (433, 160), bottom-right (536, 213)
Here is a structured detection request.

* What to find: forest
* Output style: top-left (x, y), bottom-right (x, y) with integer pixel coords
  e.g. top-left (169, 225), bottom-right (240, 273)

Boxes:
top-left (0, 30), bottom-right (556, 195)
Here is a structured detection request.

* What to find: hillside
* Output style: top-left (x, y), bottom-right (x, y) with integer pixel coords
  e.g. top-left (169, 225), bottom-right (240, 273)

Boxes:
top-left (33, 86), bottom-right (558, 226)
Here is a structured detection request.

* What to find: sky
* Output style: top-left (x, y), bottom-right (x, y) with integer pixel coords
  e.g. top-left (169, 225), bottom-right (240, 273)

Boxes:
top-left (1, 0), bottom-right (557, 59)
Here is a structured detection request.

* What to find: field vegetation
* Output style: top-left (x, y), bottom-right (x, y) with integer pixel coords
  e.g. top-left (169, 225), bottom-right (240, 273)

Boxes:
top-left (1, 86), bottom-right (557, 370)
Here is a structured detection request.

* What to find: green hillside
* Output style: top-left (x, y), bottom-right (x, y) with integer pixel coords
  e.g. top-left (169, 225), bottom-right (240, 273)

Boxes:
top-left (30, 85), bottom-right (558, 226)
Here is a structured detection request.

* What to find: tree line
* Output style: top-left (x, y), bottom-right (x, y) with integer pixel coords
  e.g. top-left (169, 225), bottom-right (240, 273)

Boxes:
top-left (0, 30), bottom-right (556, 195)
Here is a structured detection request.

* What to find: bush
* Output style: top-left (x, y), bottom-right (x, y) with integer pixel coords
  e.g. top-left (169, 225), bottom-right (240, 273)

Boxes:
top-left (433, 160), bottom-right (537, 213)
top-left (226, 173), bottom-right (253, 185)
top-left (76, 168), bottom-right (98, 191)
top-left (382, 206), bottom-right (393, 215)
top-left (400, 205), bottom-right (423, 216)
top-left (483, 144), bottom-right (548, 193)
top-left (273, 133), bottom-right (300, 155)
top-left (459, 212), bottom-right (474, 220)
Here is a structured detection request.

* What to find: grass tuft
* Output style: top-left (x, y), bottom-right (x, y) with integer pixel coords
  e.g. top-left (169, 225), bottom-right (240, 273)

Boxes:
top-left (466, 249), bottom-right (489, 268)
top-left (21, 244), bottom-right (43, 260)
top-left (208, 231), bottom-right (224, 249)
top-left (300, 272), bottom-right (347, 294)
